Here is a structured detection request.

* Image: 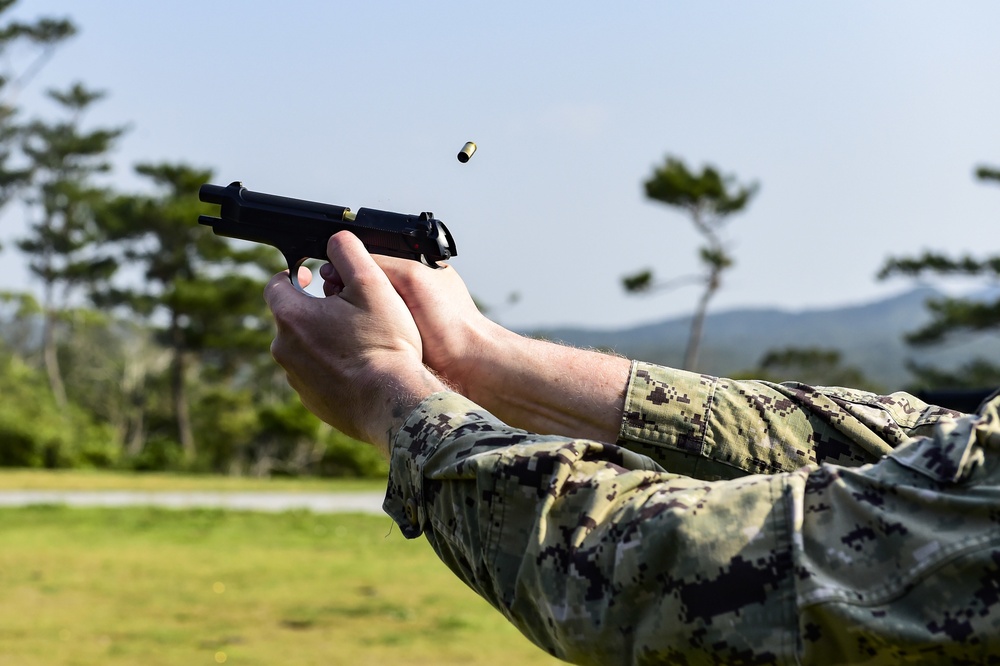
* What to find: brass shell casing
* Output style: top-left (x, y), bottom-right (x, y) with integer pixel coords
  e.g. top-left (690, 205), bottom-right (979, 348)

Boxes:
top-left (457, 141), bottom-right (477, 163)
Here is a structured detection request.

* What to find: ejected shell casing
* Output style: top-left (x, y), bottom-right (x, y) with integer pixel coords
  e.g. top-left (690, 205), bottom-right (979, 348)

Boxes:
top-left (457, 141), bottom-right (477, 163)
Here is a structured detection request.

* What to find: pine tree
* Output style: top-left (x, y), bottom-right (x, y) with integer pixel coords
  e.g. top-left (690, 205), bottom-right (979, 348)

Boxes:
top-left (878, 163), bottom-right (1000, 389)
top-left (95, 164), bottom-right (279, 462)
top-left (624, 156), bottom-right (758, 370)
top-left (15, 83), bottom-right (125, 405)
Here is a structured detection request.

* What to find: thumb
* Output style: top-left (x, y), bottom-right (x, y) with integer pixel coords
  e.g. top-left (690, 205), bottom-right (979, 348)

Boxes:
top-left (264, 270), bottom-right (303, 313)
top-left (264, 265), bottom-right (315, 309)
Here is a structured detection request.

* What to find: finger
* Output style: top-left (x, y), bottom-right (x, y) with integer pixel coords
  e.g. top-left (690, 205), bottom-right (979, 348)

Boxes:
top-left (369, 253), bottom-right (414, 274)
top-left (325, 231), bottom-right (390, 298)
top-left (296, 265), bottom-right (314, 289)
top-left (263, 271), bottom-right (302, 312)
top-left (369, 253), bottom-right (427, 299)
top-left (370, 253), bottom-right (455, 291)
top-left (324, 280), bottom-right (342, 298)
top-left (320, 262), bottom-right (344, 298)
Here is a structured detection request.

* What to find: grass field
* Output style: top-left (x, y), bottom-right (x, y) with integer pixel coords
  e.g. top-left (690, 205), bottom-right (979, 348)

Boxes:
top-left (0, 472), bottom-right (564, 665)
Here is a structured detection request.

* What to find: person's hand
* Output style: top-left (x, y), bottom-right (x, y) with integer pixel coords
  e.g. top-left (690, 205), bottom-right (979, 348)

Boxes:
top-left (319, 254), bottom-right (504, 394)
top-left (265, 231), bottom-right (444, 453)
top-left (321, 250), bottom-right (630, 443)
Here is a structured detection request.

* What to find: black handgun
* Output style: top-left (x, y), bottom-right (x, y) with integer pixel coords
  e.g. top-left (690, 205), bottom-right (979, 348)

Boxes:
top-left (198, 181), bottom-right (457, 291)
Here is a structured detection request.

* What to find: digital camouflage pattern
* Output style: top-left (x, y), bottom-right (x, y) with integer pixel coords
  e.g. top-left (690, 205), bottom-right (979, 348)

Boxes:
top-left (383, 361), bottom-right (1000, 665)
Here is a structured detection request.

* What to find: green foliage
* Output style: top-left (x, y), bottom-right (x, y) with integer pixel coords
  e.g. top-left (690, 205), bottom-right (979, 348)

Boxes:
top-left (127, 435), bottom-right (183, 473)
top-left (904, 297), bottom-right (1000, 346)
top-left (640, 155), bottom-right (757, 277)
top-left (975, 164), bottom-right (1000, 184)
top-left (0, 7), bottom-right (384, 480)
top-left (626, 154), bottom-right (758, 370)
top-left (0, 4), bottom-right (76, 207)
top-left (93, 163), bottom-right (280, 459)
top-left (98, 163), bottom-right (278, 364)
top-left (622, 269), bottom-right (653, 293)
top-left (877, 251), bottom-right (1000, 282)
top-left (0, 290), bottom-right (39, 350)
top-left (190, 386), bottom-right (266, 474)
top-left (643, 156), bottom-right (758, 217)
top-left (17, 82), bottom-right (127, 289)
top-left (737, 346), bottom-right (883, 392)
top-left (14, 80), bottom-right (126, 409)
top-left (905, 358), bottom-right (1000, 392)
top-left (189, 387), bottom-right (386, 478)
top-left (0, 6), bottom-right (75, 46)
top-left (877, 161), bottom-right (999, 390)
top-left (877, 166), bottom-right (1000, 346)
top-left (0, 349), bottom-right (117, 467)
top-left (317, 429), bottom-right (389, 478)
top-left (699, 246), bottom-right (733, 271)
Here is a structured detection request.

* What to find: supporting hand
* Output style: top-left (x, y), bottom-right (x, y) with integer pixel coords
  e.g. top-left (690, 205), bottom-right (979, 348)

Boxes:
top-left (322, 255), bottom-right (631, 444)
top-left (265, 232), bottom-right (445, 455)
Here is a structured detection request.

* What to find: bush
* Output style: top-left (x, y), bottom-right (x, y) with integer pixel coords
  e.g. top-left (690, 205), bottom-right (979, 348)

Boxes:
top-left (0, 353), bottom-right (118, 468)
top-left (126, 435), bottom-right (183, 472)
top-left (316, 429), bottom-right (388, 478)
top-left (187, 388), bottom-right (385, 478)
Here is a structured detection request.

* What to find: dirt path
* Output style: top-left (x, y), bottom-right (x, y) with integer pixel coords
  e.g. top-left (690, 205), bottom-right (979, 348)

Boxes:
top-left (0, 490), bottom-right (386, 514)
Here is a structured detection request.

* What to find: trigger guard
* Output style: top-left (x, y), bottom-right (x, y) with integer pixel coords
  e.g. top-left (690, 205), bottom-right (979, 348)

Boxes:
top-left (287, 271), bottom-right (319, 298)
top-left (286, 256), bottom-right (321, 298)
top-left (420, 255), bottom-right (443, 270)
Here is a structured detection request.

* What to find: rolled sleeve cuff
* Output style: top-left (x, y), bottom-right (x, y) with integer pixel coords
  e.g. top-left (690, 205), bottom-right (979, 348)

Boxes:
top-left (616, 360), bottom-right (941, 478)
top-left (619, 361), bottom-right (716, 453)
top-left (382, 391), bottom-right (498, 539)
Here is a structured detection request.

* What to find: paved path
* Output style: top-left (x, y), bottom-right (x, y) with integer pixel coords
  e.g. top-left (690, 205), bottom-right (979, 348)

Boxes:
top-left (0, 490), bottom-right (386, 514)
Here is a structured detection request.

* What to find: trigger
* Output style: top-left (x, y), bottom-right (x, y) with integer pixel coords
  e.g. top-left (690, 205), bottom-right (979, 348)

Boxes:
top-left (285, 255), bottom-right (318, 298)
top-left (288, 270), bottom-right (312, 295)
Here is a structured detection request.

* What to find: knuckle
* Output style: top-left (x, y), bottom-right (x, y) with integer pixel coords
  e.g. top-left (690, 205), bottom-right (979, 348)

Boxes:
top-left (269, 337), bottom-right (287, 366)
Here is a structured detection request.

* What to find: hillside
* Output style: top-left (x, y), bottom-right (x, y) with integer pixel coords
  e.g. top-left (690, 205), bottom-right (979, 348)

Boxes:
top-left (522, 287), bottom-right (1000, 391)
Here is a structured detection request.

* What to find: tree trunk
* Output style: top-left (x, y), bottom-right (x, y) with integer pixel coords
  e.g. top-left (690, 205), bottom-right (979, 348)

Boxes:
top-left (41, 308), bottom-right (67, 408)
top-left (683, 269), bottom-right (721, 372)
top-left (170, 316), bottom-right (195, 461)
top-left (122, 350), bottom-right (147, 458)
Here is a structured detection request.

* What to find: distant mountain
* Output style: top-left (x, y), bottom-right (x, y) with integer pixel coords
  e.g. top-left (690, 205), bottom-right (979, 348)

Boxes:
top-left (521, 287), bottom-right (1000, 391)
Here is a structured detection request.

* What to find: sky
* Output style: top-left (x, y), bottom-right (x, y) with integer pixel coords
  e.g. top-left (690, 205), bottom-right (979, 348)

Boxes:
top-left (0, 1), bottom-right (998, 330)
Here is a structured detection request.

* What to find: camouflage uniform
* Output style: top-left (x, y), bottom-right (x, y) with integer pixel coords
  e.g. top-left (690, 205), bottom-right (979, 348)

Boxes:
top-left (383, 361), bottom-right (1000, 664)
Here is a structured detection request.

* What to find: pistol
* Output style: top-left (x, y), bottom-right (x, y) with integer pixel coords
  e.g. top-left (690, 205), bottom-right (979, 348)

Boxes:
top-left (198, 181), bottom-right (457, 291)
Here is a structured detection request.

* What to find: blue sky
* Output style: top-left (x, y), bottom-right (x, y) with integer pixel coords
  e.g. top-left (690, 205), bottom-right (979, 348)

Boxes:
top-left (2, 1), bottom-right (998, 329)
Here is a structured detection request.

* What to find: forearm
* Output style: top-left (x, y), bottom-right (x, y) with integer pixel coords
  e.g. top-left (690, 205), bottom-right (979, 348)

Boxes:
top-left (384, 392), bottom-right (789, 663)
top-left (368, 257), bottom-right (631, 442)
top-left (450, 319), bottom-right (631, 443)
top-left (359, 362), bottom-right (448, 454)
top-left (387, 390), bottom-right (1000, 663)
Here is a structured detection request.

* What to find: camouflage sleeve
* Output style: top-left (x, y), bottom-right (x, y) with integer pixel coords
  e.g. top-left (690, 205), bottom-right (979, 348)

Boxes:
top-left (618, 361), bottom-right (964, 479)
top-left (384, 390), bottom-right (1000, 664)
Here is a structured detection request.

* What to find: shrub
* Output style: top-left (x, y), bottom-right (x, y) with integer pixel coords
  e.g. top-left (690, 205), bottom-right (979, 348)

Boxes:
top-left (0, 352), bottom-right (118, 468)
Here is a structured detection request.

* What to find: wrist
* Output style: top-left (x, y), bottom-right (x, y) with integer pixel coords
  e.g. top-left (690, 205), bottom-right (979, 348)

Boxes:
top-left (357, 357), bottom-right (446, 456)
top-left (450, 328), bottom-right (631, 442)
top-left (441, 316), bottom-right (517, 399)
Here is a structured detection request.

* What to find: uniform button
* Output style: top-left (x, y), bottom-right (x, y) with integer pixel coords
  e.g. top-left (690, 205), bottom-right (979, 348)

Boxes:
top-left (404, 498), bottom-right (418, 525)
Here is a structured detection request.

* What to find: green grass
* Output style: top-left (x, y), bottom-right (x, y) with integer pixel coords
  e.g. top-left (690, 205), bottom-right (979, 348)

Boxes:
top-left (0, 505), bottom-right (563, 665)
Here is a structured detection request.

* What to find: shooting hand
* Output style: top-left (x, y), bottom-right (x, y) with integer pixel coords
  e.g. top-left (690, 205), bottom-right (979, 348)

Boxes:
top-left (320, 254), bottom-right (501, 395)
top-left (324, 254), bottom-right (630, 444)
top-left (265, 231), bottom-right (444, 454)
